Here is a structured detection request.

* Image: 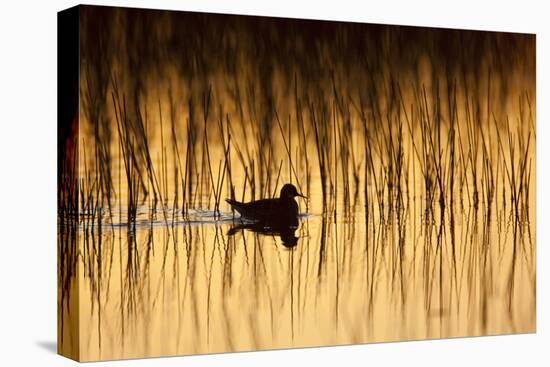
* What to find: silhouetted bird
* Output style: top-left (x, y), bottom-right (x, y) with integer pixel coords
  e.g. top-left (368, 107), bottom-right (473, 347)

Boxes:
top-left (226, 183), bottom-right (306, 226)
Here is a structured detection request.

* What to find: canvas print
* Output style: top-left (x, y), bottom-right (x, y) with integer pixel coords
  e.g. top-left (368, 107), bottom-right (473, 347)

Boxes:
top-left (57, 5), bottom-right (536, 361)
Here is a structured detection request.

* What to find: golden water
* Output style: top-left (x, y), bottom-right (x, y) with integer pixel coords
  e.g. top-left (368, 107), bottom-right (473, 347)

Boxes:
top-left (59, 120), bottom-right (535, 360)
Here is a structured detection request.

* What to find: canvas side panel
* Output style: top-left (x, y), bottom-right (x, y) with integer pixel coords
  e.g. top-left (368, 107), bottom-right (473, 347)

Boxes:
top-left (57, 5), bottom-right (80, 362)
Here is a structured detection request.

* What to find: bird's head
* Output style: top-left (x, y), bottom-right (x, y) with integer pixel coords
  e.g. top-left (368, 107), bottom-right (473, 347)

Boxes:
top-left (280, 183), bottom-right (306, 199)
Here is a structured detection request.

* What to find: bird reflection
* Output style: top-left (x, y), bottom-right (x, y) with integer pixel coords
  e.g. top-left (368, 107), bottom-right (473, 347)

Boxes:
top-left (227, 221), bottom-right (299, 248)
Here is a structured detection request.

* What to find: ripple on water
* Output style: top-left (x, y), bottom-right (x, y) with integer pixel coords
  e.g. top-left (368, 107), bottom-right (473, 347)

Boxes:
top-left (68, 205), bottom-right (313, 230)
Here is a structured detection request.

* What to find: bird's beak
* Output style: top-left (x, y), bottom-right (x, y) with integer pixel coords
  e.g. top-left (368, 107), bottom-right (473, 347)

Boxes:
top-left (296, 193), bottom-right (307, 199)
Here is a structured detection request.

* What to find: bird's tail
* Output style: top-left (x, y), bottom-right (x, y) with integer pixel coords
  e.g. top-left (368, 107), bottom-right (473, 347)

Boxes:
top-left (226, 199), bottom-right (244, 215)
top-left (225, 198), bottom-right (240, 207)
top-left (225, 199), bottom-right (244, 215)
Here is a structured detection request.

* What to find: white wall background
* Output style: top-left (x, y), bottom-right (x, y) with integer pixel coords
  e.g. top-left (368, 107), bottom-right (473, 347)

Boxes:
top-left (0, 1), bottom-right (547, 365)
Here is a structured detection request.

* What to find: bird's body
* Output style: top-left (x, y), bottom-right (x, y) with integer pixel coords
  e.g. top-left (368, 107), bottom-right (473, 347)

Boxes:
top-left (226, 197), bottom-right (299, 225)
top-left (226, 183), bottom-right (305, 227)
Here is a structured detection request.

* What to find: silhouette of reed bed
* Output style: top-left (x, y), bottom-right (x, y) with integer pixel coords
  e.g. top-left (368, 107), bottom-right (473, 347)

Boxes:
top-left (57, 6), bottom-right (535, 361)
